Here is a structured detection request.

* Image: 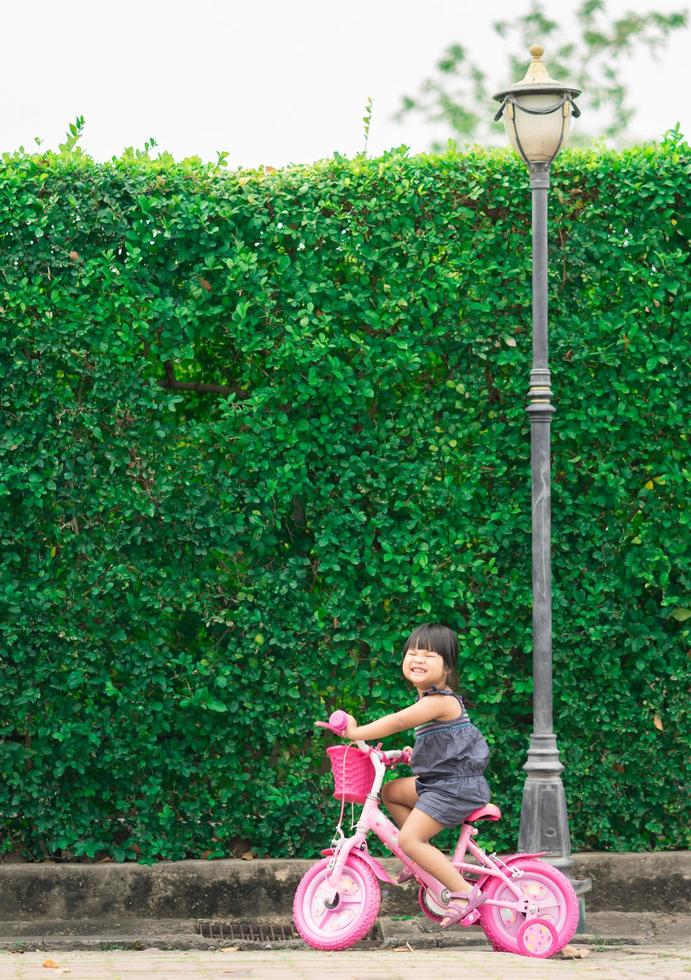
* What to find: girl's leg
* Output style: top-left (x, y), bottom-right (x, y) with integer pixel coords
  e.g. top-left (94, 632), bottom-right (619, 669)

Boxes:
top-left (398, 807), bottom-right (473, 924)
top-left (381, 776), bottom-right (418, 829)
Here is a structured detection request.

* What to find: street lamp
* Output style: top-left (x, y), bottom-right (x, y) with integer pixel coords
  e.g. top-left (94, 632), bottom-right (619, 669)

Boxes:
top-left (493, 47), bottom-right (583, 879)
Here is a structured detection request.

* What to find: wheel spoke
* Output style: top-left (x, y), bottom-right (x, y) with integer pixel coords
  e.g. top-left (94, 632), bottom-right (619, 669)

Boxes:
top-left (310, 885), bottom-right (364, 927)
top-left (320, 907), bottom-right (337, 928)
top-left (538, 898), bottom-right (560, 911)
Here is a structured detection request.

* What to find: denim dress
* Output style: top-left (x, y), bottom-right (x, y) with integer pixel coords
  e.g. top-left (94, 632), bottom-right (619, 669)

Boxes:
top-left (411, 686), bottom-right (491, 828)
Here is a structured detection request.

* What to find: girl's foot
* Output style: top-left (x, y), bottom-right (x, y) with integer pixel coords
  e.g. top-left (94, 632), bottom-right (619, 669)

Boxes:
top-left (439, 884), bottom-right (486, 928)
top-left (439, 895), bottom-right (470, 927)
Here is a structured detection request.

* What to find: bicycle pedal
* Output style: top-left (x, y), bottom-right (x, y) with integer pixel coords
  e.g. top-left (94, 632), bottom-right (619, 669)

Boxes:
top-left (460, 909), bottom-right (481, 927)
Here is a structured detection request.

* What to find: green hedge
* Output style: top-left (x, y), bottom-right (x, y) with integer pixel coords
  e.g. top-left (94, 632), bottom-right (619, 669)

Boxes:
top-left (0, 135), bottom-right (688, 862)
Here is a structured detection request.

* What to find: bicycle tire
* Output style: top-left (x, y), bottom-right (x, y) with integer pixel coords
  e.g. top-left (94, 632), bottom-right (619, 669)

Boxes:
top-left (293, 854), bottom-right (381, 951)
top-left (479, 858), bottom-right (579, 956)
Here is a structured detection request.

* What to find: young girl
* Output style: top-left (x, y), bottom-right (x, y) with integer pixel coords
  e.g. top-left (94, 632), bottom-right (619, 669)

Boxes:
top-left (343, 622), bottom-right (491, 927)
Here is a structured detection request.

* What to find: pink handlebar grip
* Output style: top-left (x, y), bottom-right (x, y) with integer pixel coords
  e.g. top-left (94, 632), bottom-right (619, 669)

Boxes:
top-left (314, 709), bottom-right (349, 735)
top-left (328, 710), bottom-right (349, 734)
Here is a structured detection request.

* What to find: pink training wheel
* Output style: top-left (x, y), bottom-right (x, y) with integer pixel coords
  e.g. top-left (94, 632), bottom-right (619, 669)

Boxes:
top-left (517, 917), bottom-right (559, 958)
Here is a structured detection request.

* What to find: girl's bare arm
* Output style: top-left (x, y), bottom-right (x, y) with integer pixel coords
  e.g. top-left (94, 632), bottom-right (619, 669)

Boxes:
top-left (344, 696), bottom-right (452, 741)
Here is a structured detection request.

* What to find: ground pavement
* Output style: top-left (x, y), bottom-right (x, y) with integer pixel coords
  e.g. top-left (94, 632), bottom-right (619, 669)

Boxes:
top-left (0, 945), bottom-right (690, 980)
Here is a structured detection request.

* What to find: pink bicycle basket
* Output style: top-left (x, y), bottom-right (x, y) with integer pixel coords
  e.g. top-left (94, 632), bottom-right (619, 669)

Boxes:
top-left (326, 745), bottom-right (375, 804)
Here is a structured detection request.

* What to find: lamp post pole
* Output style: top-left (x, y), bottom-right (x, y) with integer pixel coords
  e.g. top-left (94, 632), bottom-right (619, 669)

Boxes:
top-left (522, 157), bottom-right (574, 872)
top-left (493, 47), bottom-right (583, 875)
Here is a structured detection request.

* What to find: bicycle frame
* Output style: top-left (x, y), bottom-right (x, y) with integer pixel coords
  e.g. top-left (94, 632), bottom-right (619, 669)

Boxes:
top-left (323, 742), bottom-right (540, 920)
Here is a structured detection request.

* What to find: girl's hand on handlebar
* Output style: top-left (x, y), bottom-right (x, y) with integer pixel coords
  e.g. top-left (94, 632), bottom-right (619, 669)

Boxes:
top-left (343, 715), bottom-right (359, 739)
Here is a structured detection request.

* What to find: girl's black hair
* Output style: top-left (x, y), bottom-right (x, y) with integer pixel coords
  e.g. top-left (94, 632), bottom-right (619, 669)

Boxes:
top-left (403, 623), bottom-right (459, 688)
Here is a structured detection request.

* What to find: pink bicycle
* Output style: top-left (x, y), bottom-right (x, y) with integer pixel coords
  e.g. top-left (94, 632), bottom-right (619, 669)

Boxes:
top-left (293, 710), bottom-right (579, 958)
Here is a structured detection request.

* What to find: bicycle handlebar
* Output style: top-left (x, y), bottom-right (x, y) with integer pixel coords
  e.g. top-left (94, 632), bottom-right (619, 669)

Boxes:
top-left (315, 710), bottom-right (412, 766)
top-left (314, 709), bottom-right (350, 735)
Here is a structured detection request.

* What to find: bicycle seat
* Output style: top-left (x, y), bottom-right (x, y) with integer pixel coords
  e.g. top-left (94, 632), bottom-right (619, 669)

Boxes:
top-left (464, 803), bottom-right (501, 823)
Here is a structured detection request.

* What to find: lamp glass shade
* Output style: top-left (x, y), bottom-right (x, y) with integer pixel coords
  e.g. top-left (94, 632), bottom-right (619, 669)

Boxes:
top-left (505, 93), bottom-right (572, 162)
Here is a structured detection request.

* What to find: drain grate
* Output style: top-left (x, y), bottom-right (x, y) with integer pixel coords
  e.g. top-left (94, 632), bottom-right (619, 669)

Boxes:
top-left (196, 921), bottom-right (300, 942)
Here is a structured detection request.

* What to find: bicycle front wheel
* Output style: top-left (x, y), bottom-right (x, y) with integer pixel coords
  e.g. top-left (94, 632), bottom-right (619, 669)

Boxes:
top-left (293, 854), bottom-right (381, 951)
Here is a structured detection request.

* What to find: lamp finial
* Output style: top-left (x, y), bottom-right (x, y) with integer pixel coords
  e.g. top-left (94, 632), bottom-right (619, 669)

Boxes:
top-left (522, 44), bottom-right (556, 85)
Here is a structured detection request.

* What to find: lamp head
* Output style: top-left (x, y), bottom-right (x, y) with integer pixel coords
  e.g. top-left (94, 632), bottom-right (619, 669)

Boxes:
top-left (493, 45), bottom-right (581, 165)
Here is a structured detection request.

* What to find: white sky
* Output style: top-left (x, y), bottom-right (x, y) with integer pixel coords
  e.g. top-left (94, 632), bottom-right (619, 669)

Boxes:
top-left (2, 0), bottom-right (689, 169)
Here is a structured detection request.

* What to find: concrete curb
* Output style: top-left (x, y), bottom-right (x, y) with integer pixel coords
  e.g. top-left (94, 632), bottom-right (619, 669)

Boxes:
top-left (0, 914), bottom-right (689, 952)
top-left (571, 852), bottom-right (691, 911)
top-left (0, 852), bottom-right (688, 921)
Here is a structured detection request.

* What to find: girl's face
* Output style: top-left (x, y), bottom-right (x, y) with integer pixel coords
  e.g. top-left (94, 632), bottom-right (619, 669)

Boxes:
top-left (402, 646), bottom-right (448, 692)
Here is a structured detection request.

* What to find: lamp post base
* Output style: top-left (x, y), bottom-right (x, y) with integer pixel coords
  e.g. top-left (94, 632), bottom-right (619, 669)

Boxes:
top-left (518, 733), bottom-right (593, 931)
top-left (518, 733), bottom-right (573, 875)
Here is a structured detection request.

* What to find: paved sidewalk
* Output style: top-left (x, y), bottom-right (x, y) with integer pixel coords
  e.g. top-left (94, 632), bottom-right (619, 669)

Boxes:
top-left (0, 946), bottom-right (689, 980)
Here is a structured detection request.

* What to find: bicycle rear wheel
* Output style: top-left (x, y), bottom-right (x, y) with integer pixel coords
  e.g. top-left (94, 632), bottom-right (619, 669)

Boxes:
top-left (479, 859), bottom-right (579, 956)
